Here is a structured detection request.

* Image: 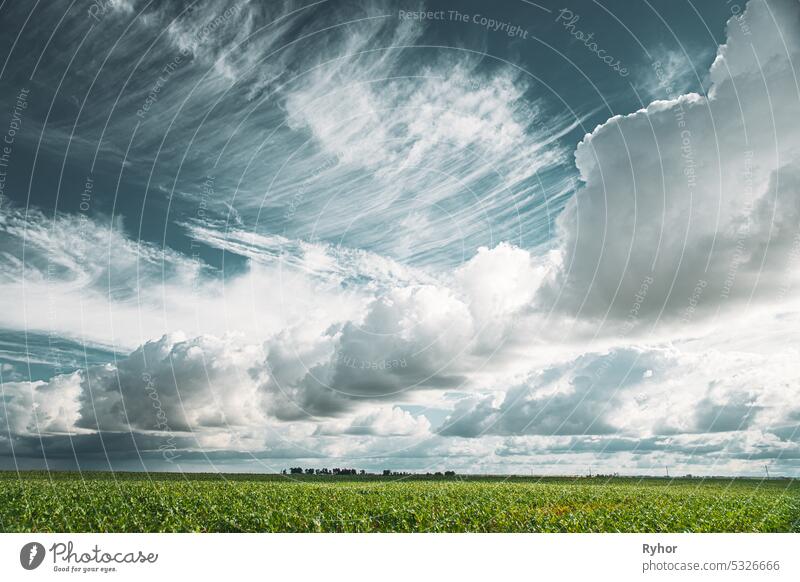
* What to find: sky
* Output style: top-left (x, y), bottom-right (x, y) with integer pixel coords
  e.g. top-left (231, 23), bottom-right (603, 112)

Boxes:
top-left (0, 0), bottom-right (798, 476)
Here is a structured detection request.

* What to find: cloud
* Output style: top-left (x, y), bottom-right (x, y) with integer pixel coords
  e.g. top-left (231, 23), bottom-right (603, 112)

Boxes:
top-left (440, 343), bottom-right (800, 444)
top-left (1, 372), bottom-right (84, 437)
top-left (266, 15), bottom-right (575, 270)
top-left (440, 347), bottom-right (662, 437)
top-left (540, 0), bottom-right (800, 326)
top-left (285, 60), bottom-right (562, 179)
top-left (0, 207), bottom-right (198, 349)
top-left (454, 242), bottom-right (551, 350)
top-left (493, 430), bottom-right (800, 464)
top-left (0, 240), bottom-right (545, 456)
top-left (0, 207), bottom-right (368, 354)
top-left (315, 406), bottom-right (431, 437)
top-left (78, 334), bottom-right (268, 434)
top-left (185, 223), bottom-right (435, 292)
top-left (260, 241), bottom-right (554, 417)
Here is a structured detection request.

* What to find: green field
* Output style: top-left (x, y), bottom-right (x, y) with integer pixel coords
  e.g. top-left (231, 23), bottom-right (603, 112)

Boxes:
top-left (1, 472), bottom-right (798, 532)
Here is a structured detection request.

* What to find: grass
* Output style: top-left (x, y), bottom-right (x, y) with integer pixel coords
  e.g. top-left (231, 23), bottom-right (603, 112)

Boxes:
top-left (0, 471), bottom-right (798, 532)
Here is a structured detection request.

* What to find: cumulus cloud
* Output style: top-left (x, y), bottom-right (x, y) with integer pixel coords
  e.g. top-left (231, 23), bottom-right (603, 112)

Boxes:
top-left (541, 0), bottom-right (800, 326)
top-left (79, 334), bottom-right (268, 437)
top-left (440, 344), bottom-right (800, 449)
top-left (0, 238), bottom-right (545, 457)
top-left (255, 241), bottom-right (545, 422)
top-left (1, 372), bottom-right (85, 437)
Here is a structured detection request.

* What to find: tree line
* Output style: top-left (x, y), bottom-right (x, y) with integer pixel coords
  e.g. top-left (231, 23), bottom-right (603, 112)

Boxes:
top-left (282, 468), bottom-right (456, 476)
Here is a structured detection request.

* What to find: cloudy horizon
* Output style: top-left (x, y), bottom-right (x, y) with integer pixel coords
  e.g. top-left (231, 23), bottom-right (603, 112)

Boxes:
top-left (1, 0), bottom-right (799, 476)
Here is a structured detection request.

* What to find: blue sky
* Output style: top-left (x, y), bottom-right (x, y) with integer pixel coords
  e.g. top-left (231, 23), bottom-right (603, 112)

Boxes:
top-left (1, 0), bottom-right (799, 475)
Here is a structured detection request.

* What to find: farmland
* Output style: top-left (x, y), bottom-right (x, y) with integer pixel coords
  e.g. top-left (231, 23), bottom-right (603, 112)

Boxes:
top-left (0, 472), bottom-right (798, 533)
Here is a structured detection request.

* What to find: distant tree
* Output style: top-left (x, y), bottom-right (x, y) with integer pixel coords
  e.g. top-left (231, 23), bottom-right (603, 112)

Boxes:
top-left (383, 469), bottom-right (391, 476)
top-left (290, 467), bottom-right (303, 474)
top-left (305, 468), bottom-right (315, 475)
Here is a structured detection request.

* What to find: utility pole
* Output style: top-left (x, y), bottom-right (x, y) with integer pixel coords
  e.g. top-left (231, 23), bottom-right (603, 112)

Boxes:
top-left (665, 465), bottom-right (670, 478)
top-left (765, 464), bottom-right (770, 479)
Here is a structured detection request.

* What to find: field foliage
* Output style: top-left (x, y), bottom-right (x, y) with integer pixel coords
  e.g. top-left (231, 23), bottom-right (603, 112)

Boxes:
top-left (1, 472), bottom-right (798, 533)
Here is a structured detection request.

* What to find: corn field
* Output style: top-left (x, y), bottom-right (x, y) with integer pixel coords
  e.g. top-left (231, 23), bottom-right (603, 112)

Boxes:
top-left (1, 472), bottom-right (797, 532)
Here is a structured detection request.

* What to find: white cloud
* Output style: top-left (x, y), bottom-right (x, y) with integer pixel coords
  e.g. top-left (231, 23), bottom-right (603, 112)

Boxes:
top-left (541, 0), bottom-right (800, 326)
top-left (1, 372), bottom-right (85, 437)
top-left (0, 207), bottom-right (366, 352)
top-left (315, 406), bottom-right (431, 437)
top-left (440, 343), bottom-right (800, 445)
